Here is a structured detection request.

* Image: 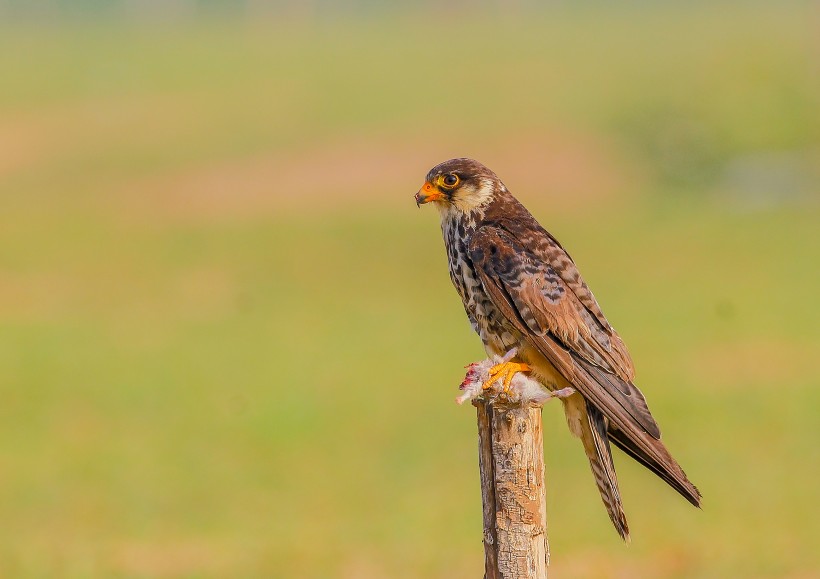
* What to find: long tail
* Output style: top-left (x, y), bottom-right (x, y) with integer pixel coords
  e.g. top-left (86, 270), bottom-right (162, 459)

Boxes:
top-left (565, 394), bottom-right (630, 541)
top-left (585, 402), bottom-right (630, 541)
top-left (572, 356), bottom-right (702, 508)
top-left (608, 425), bottom-right (702, 508)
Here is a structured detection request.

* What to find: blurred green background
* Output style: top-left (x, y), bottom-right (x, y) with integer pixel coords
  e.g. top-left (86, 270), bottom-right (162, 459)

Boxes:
top-left (1, 1), bottom-right (818, 577)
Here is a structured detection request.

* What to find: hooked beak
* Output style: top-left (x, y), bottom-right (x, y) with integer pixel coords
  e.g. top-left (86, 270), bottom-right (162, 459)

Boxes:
top-left (415, 181), bottom-right (444, 207)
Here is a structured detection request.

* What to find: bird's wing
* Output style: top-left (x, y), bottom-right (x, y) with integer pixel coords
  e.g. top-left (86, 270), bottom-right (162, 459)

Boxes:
top-left (509, 221), bottom-right (635, 381)
top-left (467, 225), bottom-right (660, 438)
top-left (468, 224), bottom-right (701, 507)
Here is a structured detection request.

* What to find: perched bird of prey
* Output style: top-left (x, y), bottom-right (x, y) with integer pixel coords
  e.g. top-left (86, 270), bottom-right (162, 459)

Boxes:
top-left (415, 158), bottom-right (701, 540)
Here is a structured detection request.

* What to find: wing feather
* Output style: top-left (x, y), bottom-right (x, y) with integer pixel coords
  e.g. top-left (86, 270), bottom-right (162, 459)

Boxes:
top-left (498, 220), bottom-right (635, 381)
top-left (468, 226), bottom-right (660, 438)
top-left (468, 225), bottom-right (701, 505)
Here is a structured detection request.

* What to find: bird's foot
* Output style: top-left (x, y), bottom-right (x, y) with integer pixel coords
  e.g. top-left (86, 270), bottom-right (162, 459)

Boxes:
top-left (456, 355), bottom-right (559, 406)
top-left (483, 360), bottom-right (532, 394)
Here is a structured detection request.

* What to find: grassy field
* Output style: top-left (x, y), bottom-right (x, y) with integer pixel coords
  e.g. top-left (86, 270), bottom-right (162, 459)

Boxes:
top-left (0, 3), bottom-right (818, 577)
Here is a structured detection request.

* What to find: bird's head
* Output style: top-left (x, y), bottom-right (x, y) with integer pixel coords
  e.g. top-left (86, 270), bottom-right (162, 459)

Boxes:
top-left (415, 158), bottom-right (503, 214)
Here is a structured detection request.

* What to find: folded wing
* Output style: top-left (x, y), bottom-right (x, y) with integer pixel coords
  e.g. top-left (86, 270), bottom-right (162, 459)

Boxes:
top-left (468, 225), bottom-right (701, 506)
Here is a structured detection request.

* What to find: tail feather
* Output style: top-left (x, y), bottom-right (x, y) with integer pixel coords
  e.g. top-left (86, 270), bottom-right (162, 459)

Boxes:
top-left (608, 425), bottom-right (702, 508)
top-left (571, 354), bottom-right (702, 509)
top-left (583, 401), bottom-right (630, 541)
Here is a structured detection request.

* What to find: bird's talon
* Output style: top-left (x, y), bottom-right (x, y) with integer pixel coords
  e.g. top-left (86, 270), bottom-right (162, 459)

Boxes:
top-left (482, 360), bottom-right (531, 393)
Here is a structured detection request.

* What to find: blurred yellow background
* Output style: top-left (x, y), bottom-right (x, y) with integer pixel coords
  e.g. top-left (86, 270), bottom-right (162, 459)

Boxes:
top-left (0, 2), bottom-right (818, 577)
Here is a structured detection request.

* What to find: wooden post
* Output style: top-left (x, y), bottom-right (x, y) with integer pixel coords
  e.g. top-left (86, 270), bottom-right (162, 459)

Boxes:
top-left (475, 398), bottom-right (549, 579)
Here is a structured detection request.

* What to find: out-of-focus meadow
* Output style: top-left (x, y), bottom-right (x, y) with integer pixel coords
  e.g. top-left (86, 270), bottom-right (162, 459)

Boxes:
top-left (1, 2), bottom-right (818, 577)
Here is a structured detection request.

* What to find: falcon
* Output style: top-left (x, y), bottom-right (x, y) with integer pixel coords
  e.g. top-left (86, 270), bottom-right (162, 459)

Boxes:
top-left (415, 158), bottom-right (700, 540)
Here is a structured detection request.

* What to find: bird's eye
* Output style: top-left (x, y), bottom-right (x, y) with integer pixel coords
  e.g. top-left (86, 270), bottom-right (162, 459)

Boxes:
top-left (442, 174), bottom-right (459, 188)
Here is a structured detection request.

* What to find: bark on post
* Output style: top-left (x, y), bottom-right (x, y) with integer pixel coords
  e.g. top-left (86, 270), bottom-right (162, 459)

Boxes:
top-left (475, 398), bottom-right (549, 579)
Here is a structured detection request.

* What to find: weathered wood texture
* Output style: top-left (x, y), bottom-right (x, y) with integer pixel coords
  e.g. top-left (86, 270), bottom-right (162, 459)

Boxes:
top-left (476, 399), bottom-right (549, 579)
